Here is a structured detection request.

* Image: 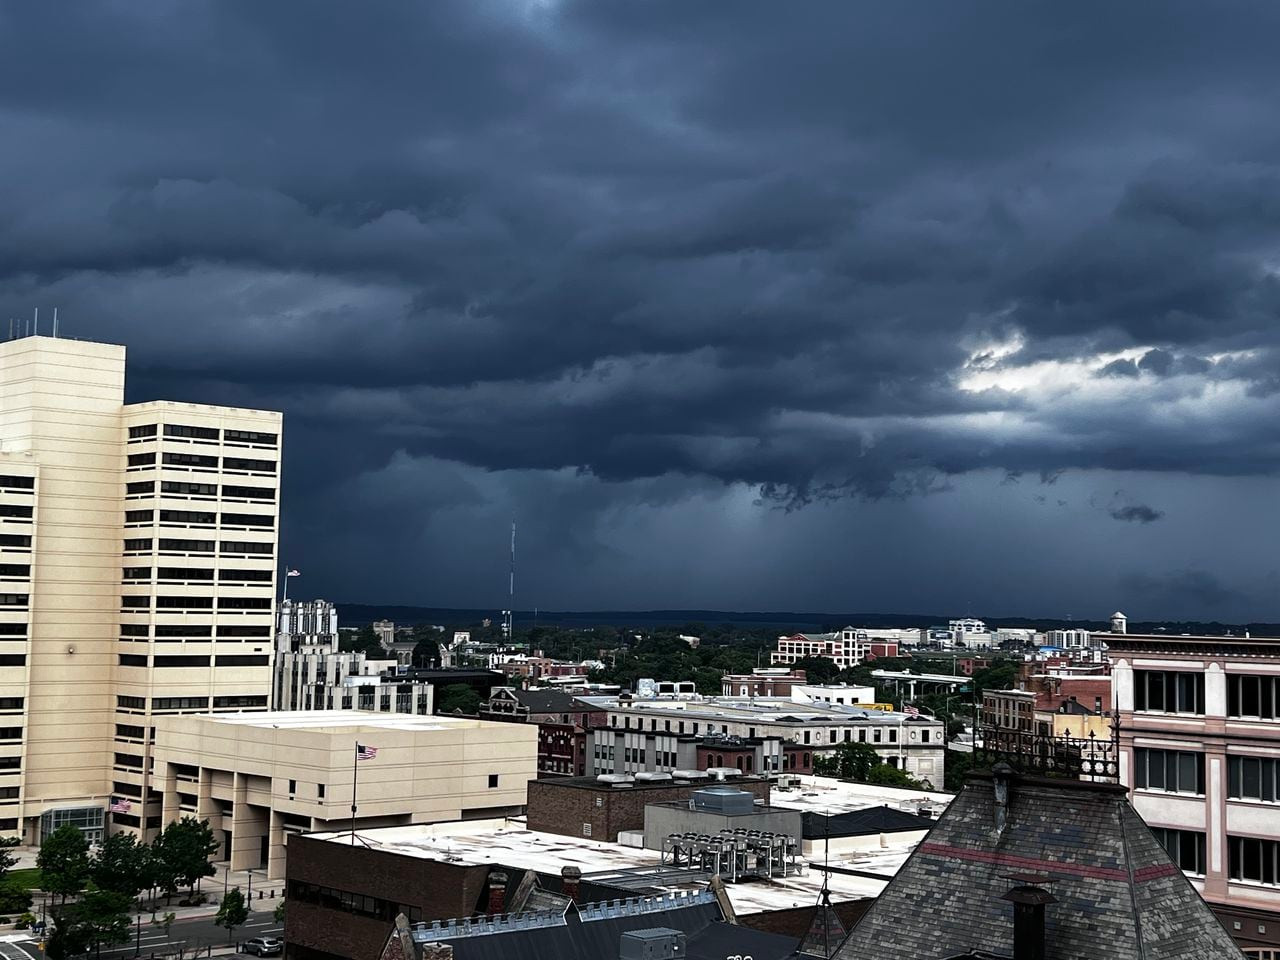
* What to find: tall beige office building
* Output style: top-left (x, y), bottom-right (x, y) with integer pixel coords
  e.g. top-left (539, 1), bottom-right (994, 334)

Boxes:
top-left (0, 335), bottom-right (281, 844)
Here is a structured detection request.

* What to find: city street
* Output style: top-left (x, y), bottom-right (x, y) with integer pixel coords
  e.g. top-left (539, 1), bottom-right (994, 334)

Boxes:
top-left (1, 911), bottom-right (282, 960)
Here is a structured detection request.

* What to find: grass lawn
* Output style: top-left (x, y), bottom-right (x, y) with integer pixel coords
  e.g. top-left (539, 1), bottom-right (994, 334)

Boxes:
top-left (6, 868), bottom-right (41, 890)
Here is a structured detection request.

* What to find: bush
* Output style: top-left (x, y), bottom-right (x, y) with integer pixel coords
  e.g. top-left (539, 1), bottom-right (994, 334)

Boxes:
top-left (0, 879), bottom-right (33, 915)
top-left (15, 912), bottom-right (35, 929)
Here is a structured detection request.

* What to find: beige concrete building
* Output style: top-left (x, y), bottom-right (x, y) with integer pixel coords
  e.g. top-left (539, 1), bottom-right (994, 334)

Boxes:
top-left (0, 335), bottom-right (281, 843)
top-left (151, 710), bottom-right (538, 878)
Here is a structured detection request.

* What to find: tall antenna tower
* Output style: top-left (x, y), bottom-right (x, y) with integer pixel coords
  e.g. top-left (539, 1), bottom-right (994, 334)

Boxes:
top-left (502, 519), bottom-right (516, 640)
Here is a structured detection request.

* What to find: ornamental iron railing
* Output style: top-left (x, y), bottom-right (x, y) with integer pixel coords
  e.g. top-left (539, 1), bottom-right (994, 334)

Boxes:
top-left (977, 715), bottom-right (1121, 782)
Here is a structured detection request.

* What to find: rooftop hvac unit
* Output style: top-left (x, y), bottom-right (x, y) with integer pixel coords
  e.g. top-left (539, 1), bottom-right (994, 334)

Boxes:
top-left (690, 787), bottom-right (755, 815)
top-left (705, 767), bottom-right (740, 780)
top-left (596, 774), bottom-right (635, 785)
top-left (634, 772), bottom-right (673, 782)
top-left (671, 769), bottom-right (708, 780)
top-left (619, 928), bottom-right (686, 960)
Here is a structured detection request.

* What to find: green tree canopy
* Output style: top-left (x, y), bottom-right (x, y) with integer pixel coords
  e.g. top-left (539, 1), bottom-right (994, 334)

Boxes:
top-left (154, 818), bottom-right (218, 895)
top-left (437, 683), bottom-right (480, 715)
top-left (91, 831), bottom-right (151, 900)
top-left (61, 887), bottom-right (132, 960)
top-left (339, 625), bottom-right (385, 659)
top-left (411, 623), bottom-right (440, 667)
top-left (791, 656), bottom-right (839, 685)
top-left (38, 825), bottom-right (91, 906)
top-left (215, 888), bottom-right (249, 941)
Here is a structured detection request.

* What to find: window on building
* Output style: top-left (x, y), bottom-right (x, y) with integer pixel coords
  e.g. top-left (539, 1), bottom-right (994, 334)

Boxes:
top-left (218, 568), bottom-right (273, 582)
top-left (222, 485), bottom-right (275, 502)
top-left (212, 695), bottom-right (268, 709)
top-left (113, 753), bottom-right (144, 769)
top-left (288, 779), bottom-right (297, 794)
top-left (1229, 835), bottom-right (1280, 885)
top-left (218, 596), bottom-right (271, 610)
top-left (1134, 670), bottom-right (1205, 715)
top-left (215, 655), bottom-right (269, 667)
top-left (223, 458), bottom-right (276, 474)
top-left (116, 696), bottom-right (146, 710)
top-left (164, 424), bottom-right (219, 441)
top-left (115, 724), bottom-right (145, 740)
top-left (1152, 827), bottom-right (1207, 875)
top-left (118, 654), bottom-right (148, 667)
top-left (220, 540), bottom-right (273, 555)
top-left (1228, 756), bottom-right (1280, 802)
top-left (488, 774), bottom-right (499, 788)
top-left (1135, 748), bottom-right (1205, 795)
top-left (162, 481), bottom-right (218, 498)
top-left (158, 539), bottom-right (215, 553)
top-left (873, 728), bottom-right (882, 743)
top-left (126, 481), bottom-right (155, 496)
top-left (127, 453), bottom-right (156, 468)
top-left (129, 424), bottom-right (158, 439)
top-left (124, 510), bottom-right (154, 525)
top-left (155, 625), bottom-right (211, 638)
top-left (154, 655), bottom-right (211, 667)
top-left (159, 510), bottom-right (216, 526)
top-left (1228, 675), bottom-right (1280, 720)
top-left (152, 697), bottom-right (210, 711)
top-left (220, 513), bottom-right (274, 529)
top-left (123, 538), bottom-right (154, 552)
top-left (162, 452), bottom-right (218, 469)
top-left (0, 625), bottom-right (23, 637)
top-left (224, 430), bottom-right (278, 447)
top-left (155, 596), bottom-right (213, 609)
top-left (0, 476), bottom-right (35, 489)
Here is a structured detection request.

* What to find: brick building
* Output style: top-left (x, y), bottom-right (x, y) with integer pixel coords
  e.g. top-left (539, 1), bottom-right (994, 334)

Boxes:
top-left (720, 667), bottom-right (807, 697)
top-left (477, 687), bottom-right (605, 777)
top-left (526, 773), bottom-right (770, 842)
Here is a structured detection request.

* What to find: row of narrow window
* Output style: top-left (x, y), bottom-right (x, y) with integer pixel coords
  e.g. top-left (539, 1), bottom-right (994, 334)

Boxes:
top-left (129, 424), bottom-right (277, 446)
top-left (128, 452), bottom-right (276, 472)
top-left (125, 509), bottom-right (273, 528)
top-left (127, 480), bottom-right (275, 501)
top-left (1134, 670), bottom-right (1280, 719)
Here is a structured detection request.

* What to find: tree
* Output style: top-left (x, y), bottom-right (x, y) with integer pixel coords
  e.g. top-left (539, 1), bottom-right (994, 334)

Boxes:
top-left (411, 624), bottom-right (440, 668)
top-left (437, 683), bottom-right (480, 715)
top-left (215, 888), bottom-right (249, 941)
top-left (0, 836), bottom-right (19, 880)
top-left (38, 825), bottom-right (91, 907)
top-left (865, 763), bottom-right (922, 789)
top-left (91, 832), bottom-right (150, 900)
top-left (154, 818), bottom-right (218, 896)
top-left (63, 888), bottom-right (132, 960)
top-left (792, 656), bottom-right (839, 685)
top-left (829, 742), bottom-right (881, 781)
top-left (273, 899), bottom-right (285, 923)
top-left (152, 911), bottom-right (176, 939)
top-left (340, 625), bottom-right (385, 659)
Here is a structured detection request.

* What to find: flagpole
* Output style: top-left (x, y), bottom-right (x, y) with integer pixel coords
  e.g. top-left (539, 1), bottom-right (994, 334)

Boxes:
top-left (351, 740), bottom-right (358, 845)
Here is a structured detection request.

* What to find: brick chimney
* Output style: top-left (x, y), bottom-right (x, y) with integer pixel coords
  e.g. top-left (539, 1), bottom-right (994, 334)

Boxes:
top-left (487, 870), bottom-right (508, 916)
top-left (561, 865), bottom-right (581, 903)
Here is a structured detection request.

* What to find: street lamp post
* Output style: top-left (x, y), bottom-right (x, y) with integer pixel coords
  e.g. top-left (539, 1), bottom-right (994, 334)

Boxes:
top-left (134, 903), bottom-right (143, 957)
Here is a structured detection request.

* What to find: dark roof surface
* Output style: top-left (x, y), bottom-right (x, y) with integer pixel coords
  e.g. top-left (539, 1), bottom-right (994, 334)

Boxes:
top-left (437, 902), bottom-right (723, 960)
top-left (801, 806), bottom-right (936, 839)
top-left (686, 922), bottom-right (800, 960)
top-left (833, 772), bottom-right (1244, 960)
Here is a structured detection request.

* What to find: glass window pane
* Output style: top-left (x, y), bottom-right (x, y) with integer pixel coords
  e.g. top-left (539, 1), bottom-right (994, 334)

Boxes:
top-left (1178, 753), bottom-right (1196, 793)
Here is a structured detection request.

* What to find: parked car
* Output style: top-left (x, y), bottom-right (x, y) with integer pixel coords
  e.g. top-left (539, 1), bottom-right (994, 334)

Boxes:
top-left (243, 936), bottom-right (283, 956)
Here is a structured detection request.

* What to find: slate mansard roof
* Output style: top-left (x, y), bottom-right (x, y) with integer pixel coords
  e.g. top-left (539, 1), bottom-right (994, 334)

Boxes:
top-left (833, 770), bottom-right (1244, 960)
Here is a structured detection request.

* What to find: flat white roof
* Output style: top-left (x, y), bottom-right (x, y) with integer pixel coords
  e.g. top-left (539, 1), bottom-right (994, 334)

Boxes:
top-left (182, 709), bottom-right (478, 733)
top-left (768, 775), bottom-right (955, 815)
top-left (309, 818), bottom-right (893, 913)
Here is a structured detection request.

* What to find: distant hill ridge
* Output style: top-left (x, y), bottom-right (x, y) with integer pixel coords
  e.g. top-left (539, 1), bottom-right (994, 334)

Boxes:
top-left (333, 603), bottom-right (1280, 636)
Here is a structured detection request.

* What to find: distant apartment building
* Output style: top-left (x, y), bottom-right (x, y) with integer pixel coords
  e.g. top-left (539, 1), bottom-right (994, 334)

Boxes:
top-left (771, 627), bottom-right (901, 671)
top-left (790, 683), bottom-right (878, 706)
top-left (274, 600), bottom-right (434, 716)
top-left (0, 335), bottom-right (282, 843)
top-left (1044, 627), bottom-right (1104, 649)
top-left (477, 687), bottom-right (605, 777)
top-left (580, 694), bottom-right (944, 785)
top-left (1111, 629), bottom-right (1280, 949)
top-left (720, 667), bottom-right (807, 697)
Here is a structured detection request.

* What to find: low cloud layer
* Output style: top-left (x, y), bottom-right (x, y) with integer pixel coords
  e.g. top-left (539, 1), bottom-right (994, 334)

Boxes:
top-left (2, 2), bottom-right (1279, 619)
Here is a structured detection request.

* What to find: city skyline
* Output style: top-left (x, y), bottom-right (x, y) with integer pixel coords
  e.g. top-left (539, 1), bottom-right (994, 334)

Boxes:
top-left (4, 3), bottom-right (1280, 619)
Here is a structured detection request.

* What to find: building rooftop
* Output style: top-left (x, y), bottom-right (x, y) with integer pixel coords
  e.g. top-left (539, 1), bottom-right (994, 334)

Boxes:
top-left (530, 774), bottom-right (771, 792)
top-left (178, 709), bottom-right (495, 733)
top-left (800, 805), bottom-right (937, 840)
top-left (768, 775), bottom-right (954, 816)
top-left (580, 695), bottom-right (938, 726)
top-left (309, 818), bottom-right (892, 915)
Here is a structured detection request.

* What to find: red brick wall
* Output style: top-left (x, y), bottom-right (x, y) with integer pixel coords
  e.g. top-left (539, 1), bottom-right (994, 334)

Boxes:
top-left (285, 835), bottom-right (489, 960)
top-left (526, 777), bottom-right (771, 842)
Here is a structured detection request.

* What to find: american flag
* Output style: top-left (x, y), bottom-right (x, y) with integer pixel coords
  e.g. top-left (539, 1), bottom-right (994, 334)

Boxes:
top-left (356, 743), bottom-right (378, 760)
top-left (286, 569), bottom-right (301, 577)
top-left (109, 796), bottom-right (132, 813)
top-left (904, 704), bottom-right (920, 717)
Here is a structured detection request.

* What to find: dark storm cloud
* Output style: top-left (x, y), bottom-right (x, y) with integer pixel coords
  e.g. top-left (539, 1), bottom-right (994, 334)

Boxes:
top-left (1109, 504), bottom-right (1164, 524)
top-left (3, 1), bottom-right (1280, 612)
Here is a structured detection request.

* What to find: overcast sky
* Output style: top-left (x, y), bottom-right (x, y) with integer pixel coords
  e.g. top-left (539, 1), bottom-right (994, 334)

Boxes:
top-left (4, 2), bottom-right (1279, 621)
